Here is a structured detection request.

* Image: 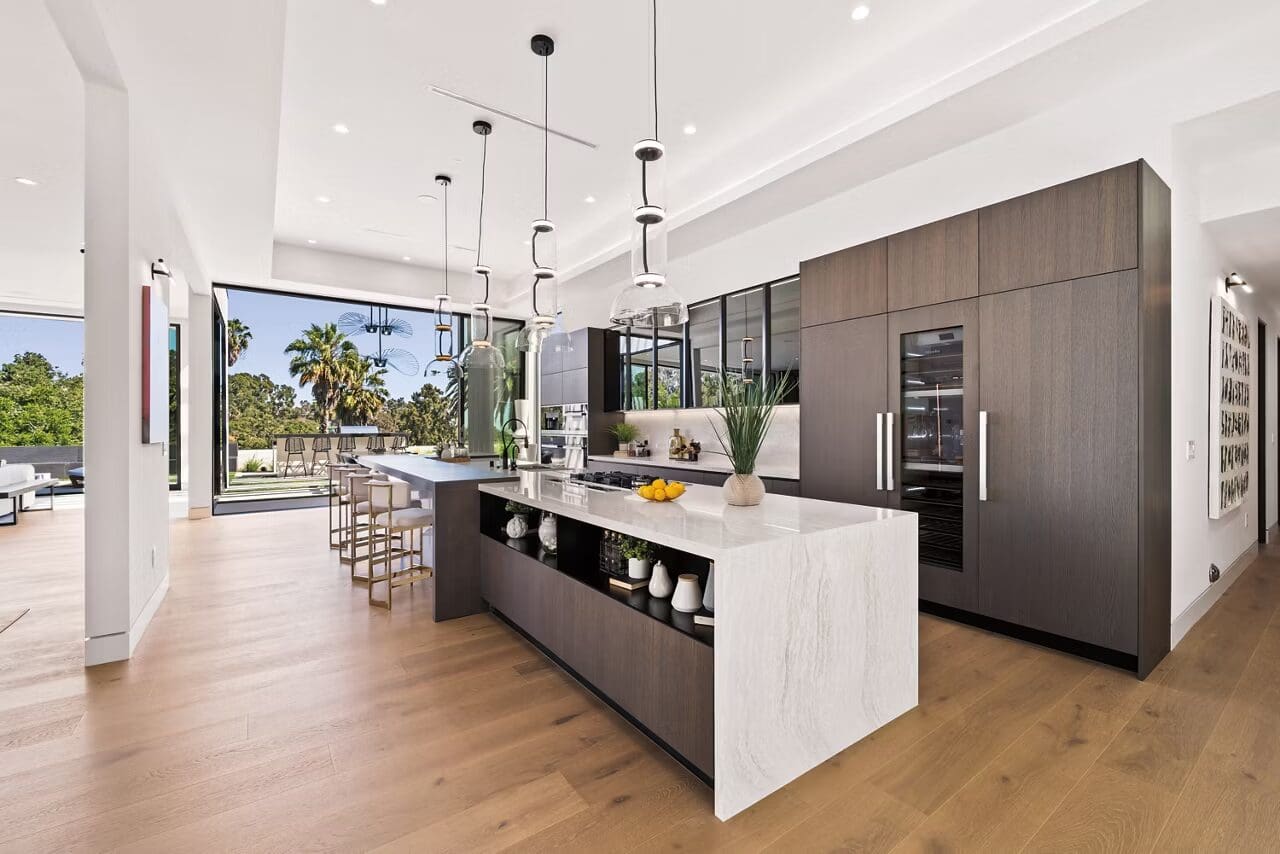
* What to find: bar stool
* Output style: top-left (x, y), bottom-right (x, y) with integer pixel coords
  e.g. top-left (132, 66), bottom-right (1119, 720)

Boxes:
top-left (282, 436), bottom-right (307, 476)
top-left (367, 435), bottom-right (387, 454)
top-left (311, 436), bottom-right (333, 474)
top-left (348, 474), bottom-right (413, 580)
top-left (389, 434), bottom-right (408, 454)
top-left (337, 434), bottom-right (357, 461)
top-left (367, 480), bottom-right (433, 610)
top-left (327, 462), bottom-right (365, 551)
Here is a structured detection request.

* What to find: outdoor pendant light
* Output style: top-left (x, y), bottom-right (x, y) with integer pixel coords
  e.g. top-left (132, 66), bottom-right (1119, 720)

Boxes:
top-left (459, 120), bottom-right (506, 374)
top-left (519, 33), bottom-right (559, 353)
top-left (609, 0), bottom-right (688, 330)
top-left (431, 174), bottom-right (455, 365)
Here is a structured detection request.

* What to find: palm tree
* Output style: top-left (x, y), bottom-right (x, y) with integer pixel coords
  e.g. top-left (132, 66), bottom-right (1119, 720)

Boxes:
top-left (227, 319), bottom-right (252, 367)
top-left (285, 323), bottom-right (356, 430)
top-left (337, 350), bottom-right (389, 425)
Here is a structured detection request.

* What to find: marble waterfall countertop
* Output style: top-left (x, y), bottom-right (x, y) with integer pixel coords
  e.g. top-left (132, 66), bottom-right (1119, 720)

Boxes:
top-left (585, 453), bottom-right (799, 481)
top-left (479, 470), bottom-right (919, 820)
top-left (479, 471), bottom-right (908, 560)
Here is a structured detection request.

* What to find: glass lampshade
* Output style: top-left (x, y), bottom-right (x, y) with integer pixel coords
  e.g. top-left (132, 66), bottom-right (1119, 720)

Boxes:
top-left (544, 309), bottom-right (574, 355)
top-left (610, 279), bottom-right (689, 329)
top-left (458, 334), bottom-right (506, 373)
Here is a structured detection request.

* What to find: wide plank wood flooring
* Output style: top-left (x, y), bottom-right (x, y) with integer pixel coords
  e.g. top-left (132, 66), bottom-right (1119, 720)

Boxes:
top-left (1, 506), bottom-right (1278, 851)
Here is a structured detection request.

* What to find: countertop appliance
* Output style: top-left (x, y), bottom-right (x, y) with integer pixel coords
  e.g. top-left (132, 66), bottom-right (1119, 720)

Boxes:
top-left (569, 469), bottom-right (654, 490)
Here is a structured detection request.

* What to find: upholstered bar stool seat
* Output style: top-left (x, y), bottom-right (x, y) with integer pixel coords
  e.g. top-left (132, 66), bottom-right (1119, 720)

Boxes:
top-left (373, 507), bottom-right (434, 531)
top-left (327, 462), bottom-right (365, 551)
top-left (366, 480), bottom-right (433, 610)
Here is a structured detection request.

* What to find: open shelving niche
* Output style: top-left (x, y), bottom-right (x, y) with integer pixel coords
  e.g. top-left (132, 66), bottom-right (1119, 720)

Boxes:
top-left (479, 492), bottom-right (715, 647)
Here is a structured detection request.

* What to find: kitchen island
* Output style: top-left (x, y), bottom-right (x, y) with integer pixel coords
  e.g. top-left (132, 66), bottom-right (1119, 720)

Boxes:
top-left (359, 455), bottom-right (517, 621)
top-left (477, 471), bottom-right (918, 820)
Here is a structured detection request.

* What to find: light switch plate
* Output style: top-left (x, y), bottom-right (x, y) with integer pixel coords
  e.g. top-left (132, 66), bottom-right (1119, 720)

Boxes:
top-left (1185, 440), bottom-right (1197, 461)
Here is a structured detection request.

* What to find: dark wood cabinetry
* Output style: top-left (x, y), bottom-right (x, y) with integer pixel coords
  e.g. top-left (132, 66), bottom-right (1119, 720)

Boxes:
top-left (800, 314), bottom-right (888, 506)
top-left (797, 160), bottom-right (1170, 678)
top-left (887, 211), bottom-right (979, 311)
top-left (979, 163), bottom-right (1139, 295)
top-left (799, 239), bottom-right (887, 327)
top-left (977, 271), bottom-right (1140, 653)
top-left (538, 327), bottom-right (622, 454)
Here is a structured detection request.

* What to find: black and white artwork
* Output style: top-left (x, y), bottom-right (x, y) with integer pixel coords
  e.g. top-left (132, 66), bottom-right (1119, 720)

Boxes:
top-left (1210, 296), bottom-right (1251, 518)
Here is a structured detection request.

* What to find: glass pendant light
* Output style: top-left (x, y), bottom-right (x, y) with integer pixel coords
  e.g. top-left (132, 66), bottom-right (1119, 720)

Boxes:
top-left (459, 120), bottom-right (506, 375)
top-left (610, 0), bottom-right (688, 330)
top-left (431, 173), bottom-right (456, 366)
top-left (519, 33), bottom-right (559, 353)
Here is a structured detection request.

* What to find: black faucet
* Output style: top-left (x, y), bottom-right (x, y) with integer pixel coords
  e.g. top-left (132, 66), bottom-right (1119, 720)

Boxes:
top-left (500, 417), bottom-right (529, 470)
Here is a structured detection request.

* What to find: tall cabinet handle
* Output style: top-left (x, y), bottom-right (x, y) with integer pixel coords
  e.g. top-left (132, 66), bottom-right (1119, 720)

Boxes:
top-left (885, 412), bottom-right (895, 492)
top-left (978, 410), bottom-right (989, 502)
top-left (875, 413), bottom-right (885, 490)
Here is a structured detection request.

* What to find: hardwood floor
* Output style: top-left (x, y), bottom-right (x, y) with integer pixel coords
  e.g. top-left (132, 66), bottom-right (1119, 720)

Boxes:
top-left (1, 506), bottom-right (1278, 851)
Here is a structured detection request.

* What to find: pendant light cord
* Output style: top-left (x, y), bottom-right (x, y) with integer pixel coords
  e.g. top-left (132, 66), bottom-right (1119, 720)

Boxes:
top-left (543, 53), bottom-right (549, 222)
top-left (652, 0), bottom-right (659, 139)
top-left (477, 130), bottom-right (490, 304)
top-left (442, 179), bottom-right (449, 297)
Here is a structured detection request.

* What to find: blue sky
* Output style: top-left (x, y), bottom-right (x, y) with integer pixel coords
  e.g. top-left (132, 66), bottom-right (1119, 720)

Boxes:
top-left (226, 290), bottom-right (457, 399)
top-left (0, 314), bottom-right (84, 376)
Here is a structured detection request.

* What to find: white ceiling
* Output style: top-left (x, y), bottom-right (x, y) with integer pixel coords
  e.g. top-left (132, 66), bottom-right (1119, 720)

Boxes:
top-left (272, 0), bottom-right (1155, 302)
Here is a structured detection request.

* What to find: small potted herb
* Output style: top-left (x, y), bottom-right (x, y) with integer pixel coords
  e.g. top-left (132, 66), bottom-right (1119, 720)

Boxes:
top-left (621, 536), bottom-right (656, 580)
top-left (504, 500), bottom-right (532, 539)
top-left (609, 422), bottom-right (641, 456)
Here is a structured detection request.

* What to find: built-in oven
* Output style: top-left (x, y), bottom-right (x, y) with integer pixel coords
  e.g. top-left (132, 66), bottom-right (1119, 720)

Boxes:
top-left (541, 433), bottom-right (586, 469)
top-left (541, 404), bottom-right (563, 432)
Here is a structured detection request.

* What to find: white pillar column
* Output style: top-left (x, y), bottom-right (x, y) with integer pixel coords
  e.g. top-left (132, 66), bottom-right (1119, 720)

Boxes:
top-left (188, 291), bottom-right (213, 517)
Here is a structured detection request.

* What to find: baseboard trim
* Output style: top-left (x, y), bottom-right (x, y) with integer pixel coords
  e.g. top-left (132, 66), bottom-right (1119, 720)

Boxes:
top-left (84, 573), bottom-right (169, 666)
top-left (187, 505), bottom-right (211, 520)
top-left (1171, 542), bottom-right (1256, 649)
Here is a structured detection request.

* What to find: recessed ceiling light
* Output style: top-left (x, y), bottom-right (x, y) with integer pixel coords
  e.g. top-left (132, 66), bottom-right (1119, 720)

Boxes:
top-left (522, 239), bottom-right (532, 246)
top-left (14, 177), bottom-right (39, 186)
top-left (314, 195), bottom-right (331, 204)
top-left (417, 193), bottom-right (437, 204)
top-left (369, 0), bottom-right (387, 5)
top-left (331, 123), bottom-right (350, 135)
top-left (682, 123), bottom-right (697, 135)
top-left (306, 239), bottom-right (317, 244)
top-left (851, 4), bottom-right (871, 21)
top-left (402, 256), bottom-right (412, 262)
top-left (584, 195), bottom-right (596, 204)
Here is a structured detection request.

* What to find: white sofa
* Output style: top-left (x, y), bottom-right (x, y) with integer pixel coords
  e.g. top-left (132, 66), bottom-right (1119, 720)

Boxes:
top-left (0, 462), bottom-right (39, 512)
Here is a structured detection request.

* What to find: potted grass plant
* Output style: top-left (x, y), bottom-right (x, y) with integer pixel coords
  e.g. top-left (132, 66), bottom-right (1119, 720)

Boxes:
top-left (709, 370), bottom-right (793, 506)
top-left (608, 422), bottom-right (641, 456)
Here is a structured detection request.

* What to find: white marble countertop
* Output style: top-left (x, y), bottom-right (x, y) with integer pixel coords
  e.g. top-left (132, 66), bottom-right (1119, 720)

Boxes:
top-left (479, 471), bottom-right (911, 559)
top-left (586, 454), bottom-right (799, 481)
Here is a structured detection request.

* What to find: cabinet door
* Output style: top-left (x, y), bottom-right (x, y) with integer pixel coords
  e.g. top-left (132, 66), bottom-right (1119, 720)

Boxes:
top-left (800, 314), bottom-right (889, 507)
top-left (979, 163), bottom-right (1138, 295)
top-left (887, 211), bottom-right (979, 312)
top-left (886, 299), bottom-right (980, 611)
top-left (540, 372), bottom-right (562, 407)
top-left (562, 328), bottom-right (591, 372)
top-left (977, 271), bottom-right (1139, 653)
top-left (561, 367), bottom-right (589, 406)
top-left (540, 346), bottom-right (562, 377)
top-left (800, 239), bottom-right (887, 327)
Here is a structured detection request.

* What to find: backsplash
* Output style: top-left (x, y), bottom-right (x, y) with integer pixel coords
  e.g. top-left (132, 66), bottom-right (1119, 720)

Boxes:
top-left (621, 405), bottom-right (799, 479)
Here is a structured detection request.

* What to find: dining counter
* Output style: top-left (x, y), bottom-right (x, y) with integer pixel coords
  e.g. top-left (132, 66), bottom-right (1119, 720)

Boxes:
top-left (359, 455), bottom-right (517, 620)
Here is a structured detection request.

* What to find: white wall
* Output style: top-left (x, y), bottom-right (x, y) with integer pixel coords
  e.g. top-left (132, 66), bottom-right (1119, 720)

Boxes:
top-left (550, 14), bottom-right (1280, 646)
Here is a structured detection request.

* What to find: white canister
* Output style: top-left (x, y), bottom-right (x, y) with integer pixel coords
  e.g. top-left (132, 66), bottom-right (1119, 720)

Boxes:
top-left (628, 557), bottom-right (652, 580)
top-left (672, 574), bottom-right (703, 613)
top-left (505, 514), bottom-right (528, 539)
top-left (648, 560), bottom-right (673, 598)
top-left (538, 513), bottom-right (558, 553)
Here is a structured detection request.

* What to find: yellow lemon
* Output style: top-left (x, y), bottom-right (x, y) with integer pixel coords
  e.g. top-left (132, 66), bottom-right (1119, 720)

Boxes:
top-left (651, 478), bottom-right (667, 490)
top-left (652, 487), bottom-right (668, 502)
top-left (667, 482), bottom-right (684, 499)
top-left (639, 485), bottom-right (655, 500)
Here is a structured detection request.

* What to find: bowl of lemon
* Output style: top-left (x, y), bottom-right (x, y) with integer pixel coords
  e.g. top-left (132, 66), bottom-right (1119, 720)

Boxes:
top-left (636, 478), bottom-right (685, 502)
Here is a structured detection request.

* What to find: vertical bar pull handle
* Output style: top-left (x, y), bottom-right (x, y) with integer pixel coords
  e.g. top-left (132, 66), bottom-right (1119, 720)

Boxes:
top-left (885, 412), bottom-right (895, 492)
top-left (979, 410), bottom-right (989, 502)
top-left (875, 413), bottom-right (884, 490)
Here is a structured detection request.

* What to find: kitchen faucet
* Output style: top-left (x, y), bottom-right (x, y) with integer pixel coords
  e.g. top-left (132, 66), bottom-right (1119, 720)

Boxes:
top-left (500, 417), bottom-right (529, 470)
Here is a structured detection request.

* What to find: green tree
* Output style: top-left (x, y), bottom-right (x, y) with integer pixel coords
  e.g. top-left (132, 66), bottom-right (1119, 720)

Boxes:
top-left (0, 353), bottom-right (84, 446)
top-left (285, 323), bottom-right (355, 430)
top-left (336, 351), bottom-right (389, 425)
top-left (227, 318), bottom-right (252, 367)
top-left (396, 383), bottom-right (454, 447)
top-left (227, 372), bottom-right (318, 449)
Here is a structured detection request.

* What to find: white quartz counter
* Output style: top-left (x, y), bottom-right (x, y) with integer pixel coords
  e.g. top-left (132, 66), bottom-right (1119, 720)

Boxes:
top-left (479, 471), bottom-right (907, 560)
top-left (586, 453), bottom-right (799, 481)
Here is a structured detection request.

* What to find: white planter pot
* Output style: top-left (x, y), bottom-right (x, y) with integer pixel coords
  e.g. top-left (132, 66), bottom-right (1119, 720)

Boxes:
top-left (723, 472), bottom-right (766, 506)
top-left (648, 560), bottom-right (673, 598)
top-left (672, 574), bottom-right (703, 613)
top-left (538, 513), bottom-right (558, 553)
top-left (628, 557), bottom-right (652, 580)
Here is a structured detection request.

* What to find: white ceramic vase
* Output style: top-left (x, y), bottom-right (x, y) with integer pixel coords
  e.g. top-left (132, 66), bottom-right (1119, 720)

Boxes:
top-left (672, 574), bottom-right (703, 613)
top-left (628, 557), bottom-right (652, 580)
top-left (723, 472), bottom-right (766, 506)
top-left (703, 564), bottom-right (714, 613)
top-left (505, 514), bottom-right (528, 539)
top-left (648, 560), bottom-right (673, 598)
top-left (538, 513), bottom-right (557, 553)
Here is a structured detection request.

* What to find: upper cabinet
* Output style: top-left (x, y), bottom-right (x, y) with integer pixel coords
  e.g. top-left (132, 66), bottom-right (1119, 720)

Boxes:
top-left (800, 239), bottom-right (887, 327)
top-left (887, 211), bottom-right (979, 312)
top-left (979, 163), bottom-right (1139, 295)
